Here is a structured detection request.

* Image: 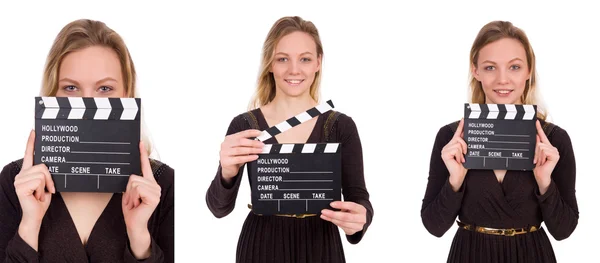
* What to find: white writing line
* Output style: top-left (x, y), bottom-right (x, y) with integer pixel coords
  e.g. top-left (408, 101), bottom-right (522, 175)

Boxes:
top-left (290, 171), bottom-right (333, 174)
top-left (488, 141), bottom-right (529, 144)
top-left (477, 148), bottom-right (529, 151)
top-left (494, 134), bottom-right (530, 137)
top-left (276, 189), bottom-right (333, 191)
top-left (79, 141), bottom-right (131, 145)
top-left (282, 180), bottom-right (333, 182)
top-left (71, 151), bottom-right (130, 155)
top-left (258, 199), bottom-right (334, 201)
top-left (51, 173), bottom-right (130, 177)
top-left (66, 161), bottom-right (130, 165)
top-left (469, 156), bottom-right (529, 159)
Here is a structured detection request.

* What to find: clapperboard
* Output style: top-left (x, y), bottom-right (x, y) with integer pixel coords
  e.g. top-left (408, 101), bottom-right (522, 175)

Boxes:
top-left (34, 97), bottom-right (141, 192)
top-left (463, 103), bottom-right (537, 170)
top-left (247, 100), bottom-right (342, 215)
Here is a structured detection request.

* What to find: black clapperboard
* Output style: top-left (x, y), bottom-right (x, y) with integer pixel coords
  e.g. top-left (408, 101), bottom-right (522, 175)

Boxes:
top-left (463, 103), bottom-right (537, 170)
top-left (248, 100), bottom-right (342, 215)
top-left (34, 97), bottom-right (141, 192)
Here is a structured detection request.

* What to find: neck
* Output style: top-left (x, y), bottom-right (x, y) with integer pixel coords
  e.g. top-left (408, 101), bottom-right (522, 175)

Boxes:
top-left (267, 94), bottom-right (317, 119)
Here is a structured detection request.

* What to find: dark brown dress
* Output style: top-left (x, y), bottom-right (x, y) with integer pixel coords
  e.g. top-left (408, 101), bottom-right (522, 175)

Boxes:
top-left (421, 119), bottom-right (579, 263)
top-left (0, 159), bottom-right (174, 263)
top-left (205, 109), bottom-right (374, 263)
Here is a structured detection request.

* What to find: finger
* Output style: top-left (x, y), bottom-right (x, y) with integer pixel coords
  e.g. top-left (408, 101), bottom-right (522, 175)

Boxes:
top-left (23, 130), bottom-right (36, 170)
top-left (536, 120), bottom-right (550, 144)
top-left (233, 137), bottom-right (265, 148)
top-left (40, 164), bottom-right (55, 194)
top-left (122, 191), bottom-right (130, 208)
top-left (15, 178), bottom-right (43, 197)
top-left (234, 129), bottom-right (263, 140)
top-left (139, 142), bottom-right (155, 182)
top-left (227, 146), bottom-right (265, 157)
top-left (127, 176), bottom-right (162, 193)
top-left (534, 135), bottom-right (540, 165)
top-left (137, 184), bottom-right (161, 206)
top-left (330, 201), bottom-right (365, 214)
top-left (224, 155), bottom-right (259, 166)
top-left (320, 214), bottom-right (363, 232)
top-left (321, 209), bottom-right (362, 223)
top-left (453, 118), bottom-right (464, 139)
top-left (457, 138), bottom-right (468, 155)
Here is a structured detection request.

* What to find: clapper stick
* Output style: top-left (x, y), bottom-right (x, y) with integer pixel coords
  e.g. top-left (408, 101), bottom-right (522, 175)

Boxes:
top-left (255, 100), bottom-right (334, 142)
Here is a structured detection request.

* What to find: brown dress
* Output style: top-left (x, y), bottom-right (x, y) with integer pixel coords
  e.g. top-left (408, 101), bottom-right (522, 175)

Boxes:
top-left (205, 109), bottom-right (374, 263)
top-left (421, 119), bottom-right (579, 263)
top-left (0, 159), bottom-right (174, 263)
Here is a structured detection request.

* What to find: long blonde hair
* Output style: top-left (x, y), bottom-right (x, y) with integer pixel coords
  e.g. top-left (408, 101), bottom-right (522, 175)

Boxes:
top-left (469, 20), bottom-right (547, 121)
top-left (41, 19), bottom-right (153, 156)
top-left (249, 16), bottom-right (324, 110)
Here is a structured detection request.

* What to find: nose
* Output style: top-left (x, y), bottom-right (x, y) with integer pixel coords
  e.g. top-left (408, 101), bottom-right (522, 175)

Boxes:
top-left (81, 86), bottom-right (95, 98)
top-left (497, 69), bottom-right (509, 85)
top-left (289, 59), bottom-right (300, 75)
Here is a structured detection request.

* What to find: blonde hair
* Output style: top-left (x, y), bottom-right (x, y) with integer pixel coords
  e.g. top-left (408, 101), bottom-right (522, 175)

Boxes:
top-left (41, 19), bottom-right (153, 156)
top-left (249, 16), bottom-right (324, 110)
top-left (469, 20), bottom-right (547, 121)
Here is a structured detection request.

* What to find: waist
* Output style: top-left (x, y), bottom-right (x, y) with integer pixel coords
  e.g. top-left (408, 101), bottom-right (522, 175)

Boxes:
top-left (248, 203), bottom-right (318, 218)
top-left (457, 221), bottom-right (539, 236)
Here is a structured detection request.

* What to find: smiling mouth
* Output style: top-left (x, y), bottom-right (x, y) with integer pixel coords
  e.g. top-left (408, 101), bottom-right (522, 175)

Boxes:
top-left (285, 79), bottom-right (304, 85)
top-left (494, 89), bottom-right (514, 95)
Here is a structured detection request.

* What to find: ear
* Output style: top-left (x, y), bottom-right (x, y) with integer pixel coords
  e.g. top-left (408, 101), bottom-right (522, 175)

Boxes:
top-left (471, 64), bottom-right (481, 81)
top-left (316, 54), bottom-right (322, 72)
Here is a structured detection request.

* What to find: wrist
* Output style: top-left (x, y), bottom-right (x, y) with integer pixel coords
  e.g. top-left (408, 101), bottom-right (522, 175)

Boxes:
top-left (18, 220), bottom-right (41, 251)
top-left (127, 227), bottom-right (151, 259)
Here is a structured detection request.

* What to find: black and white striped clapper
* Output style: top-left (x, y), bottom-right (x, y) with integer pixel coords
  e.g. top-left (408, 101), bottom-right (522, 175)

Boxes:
top-left (33, 96), bottom-right (141, 193)
top-left (248, 100), bottom-right (342, 215)
top-left (463, 103), bottom-right (537, 170)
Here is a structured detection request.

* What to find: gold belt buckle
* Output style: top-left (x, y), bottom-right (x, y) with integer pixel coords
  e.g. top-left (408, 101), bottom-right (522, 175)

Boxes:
top-left (503, 228), bottom-right (516, 236)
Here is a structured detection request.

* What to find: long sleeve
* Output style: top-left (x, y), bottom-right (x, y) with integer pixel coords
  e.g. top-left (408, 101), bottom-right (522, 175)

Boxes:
top-left (336, 115), bottom-right (374, 244)
top-left (123, 163), bottom-right (175, 263)
top-left (205, 115), bottom-right (248, 218)
top-left (420, 124), bottom-right (465, 238)
top-left (535, 126), bottom-right (579, 240)
top-left (0, 161), bottom-right (40, 263)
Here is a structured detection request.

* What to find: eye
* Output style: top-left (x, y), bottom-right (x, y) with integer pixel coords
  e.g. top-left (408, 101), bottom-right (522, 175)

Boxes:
top-left (300, 57), bottom-right (312, 62)
top-left (98, 86), bottom-right (113, 93)
top-left (63, 85), bottom-right (78, 92)
top-left (276, 57), bottom-right (288, 62)
top-left (510, 65), bottom-right (521, 70)
top-left (484, 66), bottom-right (495, 71)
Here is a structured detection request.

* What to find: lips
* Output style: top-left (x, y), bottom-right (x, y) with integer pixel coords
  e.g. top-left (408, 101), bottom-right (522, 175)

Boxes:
top-left (494, 89), bottom-right (513, 96)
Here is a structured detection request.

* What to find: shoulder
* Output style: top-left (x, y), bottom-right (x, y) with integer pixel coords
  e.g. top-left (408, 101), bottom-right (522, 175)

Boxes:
top-left (149, 159), bottom-right (174, 188)
top-left (432, 120), bottom-right (461, 146)
top-left (539, 119), bottom-right (572, 149)
top-left (223, 111), bottom-right (257, 135)
top-left (0, 159), bottom-right (24, 186)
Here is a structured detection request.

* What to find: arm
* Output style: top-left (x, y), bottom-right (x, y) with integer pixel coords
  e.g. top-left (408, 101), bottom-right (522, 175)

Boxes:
top-left (337, 116), bottom-right (374, 244)
top-left (0, 162), bottom-right (40, 263)
top-left (536, 127), bottom-right (579, 240)
top-left (205, 115), bottom-right (248, 218)
top-left (420, 125), bottom-right (465, 238)
top-left (123, 164), bottom-right (175, 263)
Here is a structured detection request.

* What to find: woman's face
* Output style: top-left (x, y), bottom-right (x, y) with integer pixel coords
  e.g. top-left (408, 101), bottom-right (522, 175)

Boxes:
top-left (472, 38), bottom-right (529, 104)
top-left (56, 46), bottom-right (125, 98)
top-left (270, 31), bottom-right (321, 99)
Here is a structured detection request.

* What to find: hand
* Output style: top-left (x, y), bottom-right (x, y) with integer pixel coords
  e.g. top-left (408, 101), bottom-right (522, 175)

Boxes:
top-left (441, 119), bottom-right (468, 192)
top-left (122, 142), bottom-right (161, 259)
top-left (533, 120), bottom-right (559, 195)
top-left (320, 201), bottom-right (367, 236)
top-left (220, 129), bottom-right (265, 182)
top-left (14, 130), bottom-right (56, 251)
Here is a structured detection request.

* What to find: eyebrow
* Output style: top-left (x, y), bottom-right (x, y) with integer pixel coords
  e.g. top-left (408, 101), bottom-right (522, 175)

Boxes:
top-left (481, 58), bottom-right (525, 64)
top-left (58, 77), bottom-right (118, 85)
top-left (275, 51), bottom-right (315, 56)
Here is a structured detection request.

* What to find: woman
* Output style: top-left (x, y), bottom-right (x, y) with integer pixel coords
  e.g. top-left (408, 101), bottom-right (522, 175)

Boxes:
top-left (0, 19), bottom-right (174, 262)
top-left (205, 16), bottom-right (374, 263)
top-left (421, 20), bottom-right (578, 262)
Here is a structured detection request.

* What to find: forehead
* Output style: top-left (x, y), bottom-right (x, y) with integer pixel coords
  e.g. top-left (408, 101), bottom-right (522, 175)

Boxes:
top-left (59, 45), bottom-right (122, 81)
top-left (478, 38), bottom-right (527, 63)
top-left (275, 31), bottom-right (317, 55)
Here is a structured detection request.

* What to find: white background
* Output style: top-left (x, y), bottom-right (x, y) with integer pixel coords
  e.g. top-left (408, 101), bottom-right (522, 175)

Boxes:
top-left (0, 1), bottom-right (598, 262)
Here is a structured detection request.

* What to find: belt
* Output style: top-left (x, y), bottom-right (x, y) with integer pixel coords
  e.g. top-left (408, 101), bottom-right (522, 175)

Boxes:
top-left (247, 204), bottom-right (317, 218)
top-left (457, 221), bottom-right (538, 236)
